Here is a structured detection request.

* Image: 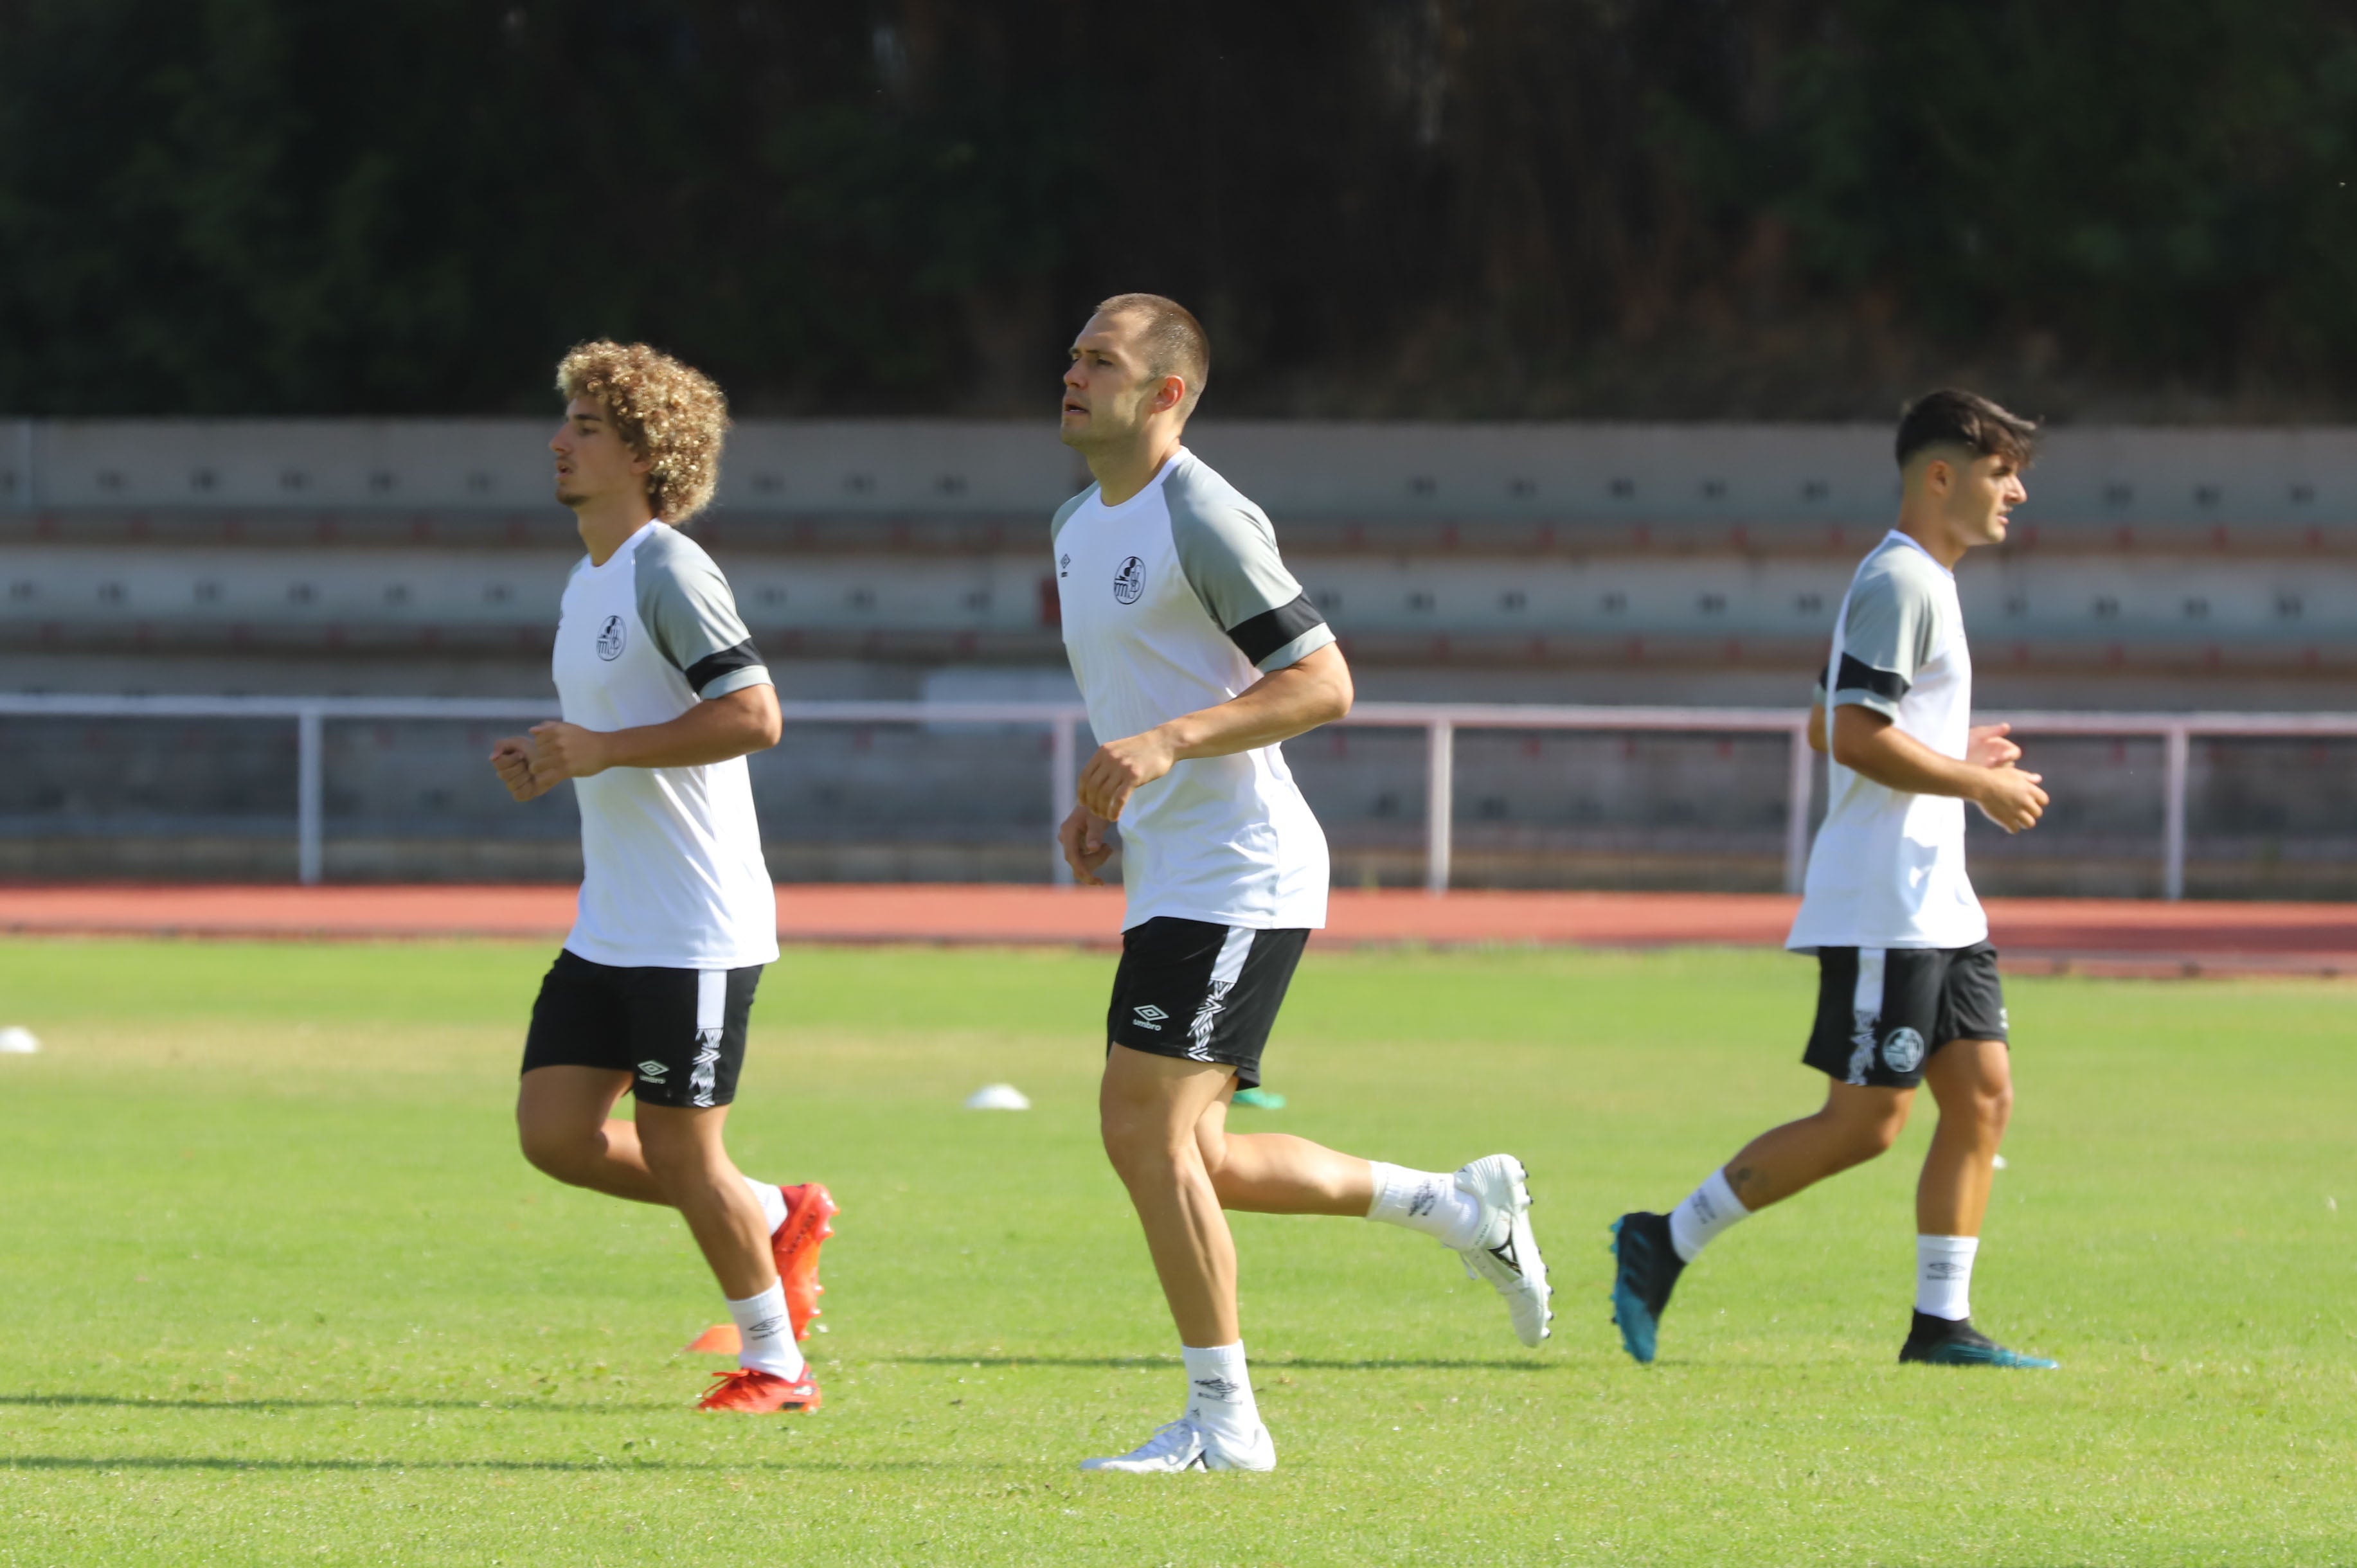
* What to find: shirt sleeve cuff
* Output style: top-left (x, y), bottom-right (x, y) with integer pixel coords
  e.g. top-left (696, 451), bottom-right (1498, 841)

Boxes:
top-left (698, 666), bottom-right (773, 700)
top-left (1254, 622), bottom-right (1338, 673)
top-left (1829, 688), bottom-right (1901, 720)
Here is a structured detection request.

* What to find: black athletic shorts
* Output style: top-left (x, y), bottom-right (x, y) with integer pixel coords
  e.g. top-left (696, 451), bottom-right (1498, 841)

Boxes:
top-left (521, 949), bottom-right (762, 1109)
top-left (1802, 943), bottom-right (2007, 1090)
top-left (1105, 918), bottom-right (1310, 1091)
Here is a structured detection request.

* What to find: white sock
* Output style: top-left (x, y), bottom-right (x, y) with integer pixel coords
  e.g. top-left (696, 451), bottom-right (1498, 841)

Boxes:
top-left (726, 1281), bottom-right (805, 1380)
top-left (1915, 1234), bottom-right (1979, 1321)
top-left (744, 1177), bottom-right (786, 1235)
top-left (1365, 1162), bottom-right (1486, 1250)
top-left (1181, 1341), bottom-right (1260, 1447)
top-left (1667, 1168), bottom-right (1751, 1264)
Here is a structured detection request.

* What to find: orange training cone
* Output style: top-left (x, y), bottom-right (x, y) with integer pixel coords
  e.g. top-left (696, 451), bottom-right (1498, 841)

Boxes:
top-left (685, 1323), bottom-right (742, 1355)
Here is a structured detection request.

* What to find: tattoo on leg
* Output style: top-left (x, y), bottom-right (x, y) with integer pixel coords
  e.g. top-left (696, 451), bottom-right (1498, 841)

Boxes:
top-left (1726, 1165), bottom-right (1762, 1203)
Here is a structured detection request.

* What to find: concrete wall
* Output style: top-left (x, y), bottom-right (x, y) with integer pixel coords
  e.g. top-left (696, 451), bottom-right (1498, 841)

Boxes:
top-left (13, 417), bottom-right (2357, 526)
top-left (7, 418), bottom-right (2356, 695)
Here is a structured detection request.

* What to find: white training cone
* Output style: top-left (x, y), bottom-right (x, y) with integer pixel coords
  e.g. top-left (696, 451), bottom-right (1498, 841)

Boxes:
top-left (963, 1083), bottom-right (1030, 1111)
top-left (0, 1026), bottom-right (40, 1055)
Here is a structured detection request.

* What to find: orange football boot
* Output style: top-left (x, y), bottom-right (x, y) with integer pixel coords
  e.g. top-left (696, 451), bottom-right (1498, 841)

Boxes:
top-left (769, 1182), bottom-right (838, 1341)
top-left (696, 1368), bottom-right (821, 1413)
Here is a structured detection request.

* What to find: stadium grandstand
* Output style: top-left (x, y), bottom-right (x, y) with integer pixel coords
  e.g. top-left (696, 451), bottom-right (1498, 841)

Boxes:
top-left (4, 419), bottom-right (2354, 895)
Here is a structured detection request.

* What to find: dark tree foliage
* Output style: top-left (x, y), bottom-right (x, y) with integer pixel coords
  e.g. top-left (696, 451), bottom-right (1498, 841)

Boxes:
top-left (4, 0), bottom-right (2357, 418)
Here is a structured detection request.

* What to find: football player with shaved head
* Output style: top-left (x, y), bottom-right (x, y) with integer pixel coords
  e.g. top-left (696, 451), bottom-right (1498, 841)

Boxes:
top-left (1053, 294), bottom-right (1554, 1475)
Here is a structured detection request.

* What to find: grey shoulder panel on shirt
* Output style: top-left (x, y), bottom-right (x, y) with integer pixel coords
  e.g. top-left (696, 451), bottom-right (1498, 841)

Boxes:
top-left (1829, 540), bottom-right (1952, 717)
top-left (1163, 456), bottom-right (1334, 672)
top-left (632, 526), bottom-right (771, 699)
top-left (1049, 486), bottom-right (1097, 548)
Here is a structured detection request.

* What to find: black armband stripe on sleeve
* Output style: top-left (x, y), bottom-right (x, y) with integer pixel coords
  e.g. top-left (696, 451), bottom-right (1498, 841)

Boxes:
top-left (1224, 594), bottom-right (1327, 665)
top-left (1833, 652), bottom-right (1909, 702)
top-left (685, 639), bottom-right (766, 694)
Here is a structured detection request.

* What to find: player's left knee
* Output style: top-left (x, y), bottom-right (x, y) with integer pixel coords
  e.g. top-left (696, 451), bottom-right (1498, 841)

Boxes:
top-left (1980, 1079), bottom-right (2015, 1136)
top-left (1942, 1080), bottom-right (2011, 1141)
top-left (515, 1116), bottom-right (587, 1182)
top-left (1100, 1114), bottom-right (1187, 1184)
top-left (517, 1134), bottom-right (568, 1180)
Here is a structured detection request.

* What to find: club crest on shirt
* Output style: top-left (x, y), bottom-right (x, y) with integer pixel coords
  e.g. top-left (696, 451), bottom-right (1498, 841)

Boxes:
top-left (595, 614), bottom-right (627, 661)
top-left (1881, 1026), bottom-right (1926, 1074)
top-left (1112, 556), bottom-right (1145, 604)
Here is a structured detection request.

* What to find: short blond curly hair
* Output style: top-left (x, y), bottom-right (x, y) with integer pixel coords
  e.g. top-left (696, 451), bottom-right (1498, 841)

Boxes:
top-left (555, 341), bottom-right (731, 522)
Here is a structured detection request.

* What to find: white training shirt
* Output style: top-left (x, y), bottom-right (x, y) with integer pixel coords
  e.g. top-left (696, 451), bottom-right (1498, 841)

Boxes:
top-left (1053, 449), bottom-right (1337, 931)
top-left (550, 521), bottom-right (780, 970)
top-left (1786, 530), bottom-right (1990, 952)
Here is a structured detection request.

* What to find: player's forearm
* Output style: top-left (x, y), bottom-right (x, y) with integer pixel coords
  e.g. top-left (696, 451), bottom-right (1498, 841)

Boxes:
top-left (1831, 708), bottom-right (1985, 800)
top-left (1158, 655), bottom-right (1352, 762)
top-left (596, 687), bottom-right (782, 769)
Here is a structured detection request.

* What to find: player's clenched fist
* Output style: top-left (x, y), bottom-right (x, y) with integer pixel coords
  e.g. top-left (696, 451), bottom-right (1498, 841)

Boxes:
top-left (1058, 803), bottom-right (1116, 886)
top-left (1973, 765), bottom-right (2048, 833)
top-left (1076, 729), bottom-right (1178, 819)
top-left (1965, 721), bottom-right (2043, 832)
top-left (489, 736), bottom-right (551, 802)
top-left (526, 720), bottom-right (612, 785)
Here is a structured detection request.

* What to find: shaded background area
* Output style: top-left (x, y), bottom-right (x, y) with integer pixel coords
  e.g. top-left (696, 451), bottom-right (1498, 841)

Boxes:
top-left (9, 0), bottom-right (2357, 421)
top-left (6, 2), bottom-right (2357, 898)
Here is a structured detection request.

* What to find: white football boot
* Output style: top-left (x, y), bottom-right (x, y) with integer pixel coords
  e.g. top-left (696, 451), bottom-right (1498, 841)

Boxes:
top-left (1453, 1152), bottom-right (1553, 1346)
top-left (1079, 1416), bottom-right (1276, 1474)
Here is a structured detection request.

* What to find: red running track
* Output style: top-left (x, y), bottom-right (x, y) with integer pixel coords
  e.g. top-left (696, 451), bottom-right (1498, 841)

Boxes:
top-left (1, 883), bottom-right (2352, 977)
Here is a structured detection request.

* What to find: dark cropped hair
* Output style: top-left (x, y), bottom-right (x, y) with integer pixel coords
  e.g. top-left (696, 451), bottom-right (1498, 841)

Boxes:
top-left (1095, 292), bottom-right (1210, 414)
top-left (1895, 388), bottom-right (2038, 469)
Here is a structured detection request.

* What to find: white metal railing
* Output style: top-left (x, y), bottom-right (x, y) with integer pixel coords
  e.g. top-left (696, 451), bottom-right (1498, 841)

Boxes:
top-left (3, 693), bottom-right (2354, 898)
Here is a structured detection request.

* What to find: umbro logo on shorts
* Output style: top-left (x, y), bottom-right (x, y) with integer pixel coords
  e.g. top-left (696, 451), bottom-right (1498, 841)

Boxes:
top-left (635, 1059), bottom-right (668, 1080)
top-left (1131, 1003), bottom-right (1168, 1031)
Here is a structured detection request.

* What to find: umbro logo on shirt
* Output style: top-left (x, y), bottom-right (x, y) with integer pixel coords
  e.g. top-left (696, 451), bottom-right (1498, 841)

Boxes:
top-left (596, 615), bottom-right (627, 661)
top-left (1112, 556), bottom-right (1145, 604)
top-left (1131, 1003), bottom-right (1168, 1031)
top-left (1059, 552), bottom-right (1071, 579)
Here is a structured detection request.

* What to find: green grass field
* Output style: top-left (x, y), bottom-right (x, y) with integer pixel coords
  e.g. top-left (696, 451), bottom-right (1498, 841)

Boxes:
top-left (1, 937), bottom-right (2350, 1566)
